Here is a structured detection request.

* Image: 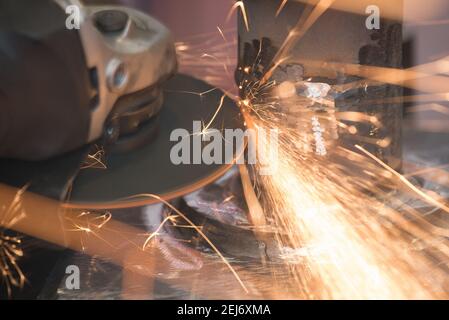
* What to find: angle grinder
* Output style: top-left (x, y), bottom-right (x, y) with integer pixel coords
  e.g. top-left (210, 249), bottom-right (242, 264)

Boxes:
top-left (0, 0), bottom-right (245, 205)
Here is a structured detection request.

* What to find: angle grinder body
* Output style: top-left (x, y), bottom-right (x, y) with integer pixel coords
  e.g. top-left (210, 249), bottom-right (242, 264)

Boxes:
top-left (0, 0), bottom-right (245, 204)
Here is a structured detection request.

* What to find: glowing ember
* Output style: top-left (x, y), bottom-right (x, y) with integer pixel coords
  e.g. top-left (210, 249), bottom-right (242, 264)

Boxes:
top-left (0, 187), bottom-right (27, 297)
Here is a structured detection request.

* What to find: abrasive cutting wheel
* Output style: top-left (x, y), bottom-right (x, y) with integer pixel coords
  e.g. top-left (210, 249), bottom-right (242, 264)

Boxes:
top-left (66, 74), bottom-right (246, 209)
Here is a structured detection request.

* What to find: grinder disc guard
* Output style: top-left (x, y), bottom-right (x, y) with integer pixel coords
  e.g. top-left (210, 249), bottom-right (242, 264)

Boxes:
top-left (66, 74), bottom-right (245, 209)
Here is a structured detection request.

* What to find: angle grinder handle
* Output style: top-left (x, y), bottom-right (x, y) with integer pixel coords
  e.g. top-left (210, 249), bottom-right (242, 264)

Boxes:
top-left (0, 0), bottom-right (94, 161)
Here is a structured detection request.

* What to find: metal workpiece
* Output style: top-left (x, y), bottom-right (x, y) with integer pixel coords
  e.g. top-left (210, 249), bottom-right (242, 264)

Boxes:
top-left (237, 0), bottom-right (404, 170)
top-left (42, 168), bottom-right (286, 300)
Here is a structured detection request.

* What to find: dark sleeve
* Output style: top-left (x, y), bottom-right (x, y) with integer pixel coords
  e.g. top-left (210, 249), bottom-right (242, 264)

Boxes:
top-left (0, 0), bottom-right (93, 161)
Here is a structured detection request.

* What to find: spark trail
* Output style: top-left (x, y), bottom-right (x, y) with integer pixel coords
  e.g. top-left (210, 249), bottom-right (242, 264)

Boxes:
top-left (238, 54), bottom-right (449, 298)
top-left (231, 0), bottom-right (449, 298)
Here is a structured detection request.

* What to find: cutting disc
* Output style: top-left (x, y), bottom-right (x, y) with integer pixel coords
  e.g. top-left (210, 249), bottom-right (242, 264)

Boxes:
top-left (65, 74), bottom-right (245, 209)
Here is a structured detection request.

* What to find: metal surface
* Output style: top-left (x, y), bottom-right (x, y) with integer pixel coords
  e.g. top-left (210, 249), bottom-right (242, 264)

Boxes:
top-left (41, 167), bottom-right (280, 300)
